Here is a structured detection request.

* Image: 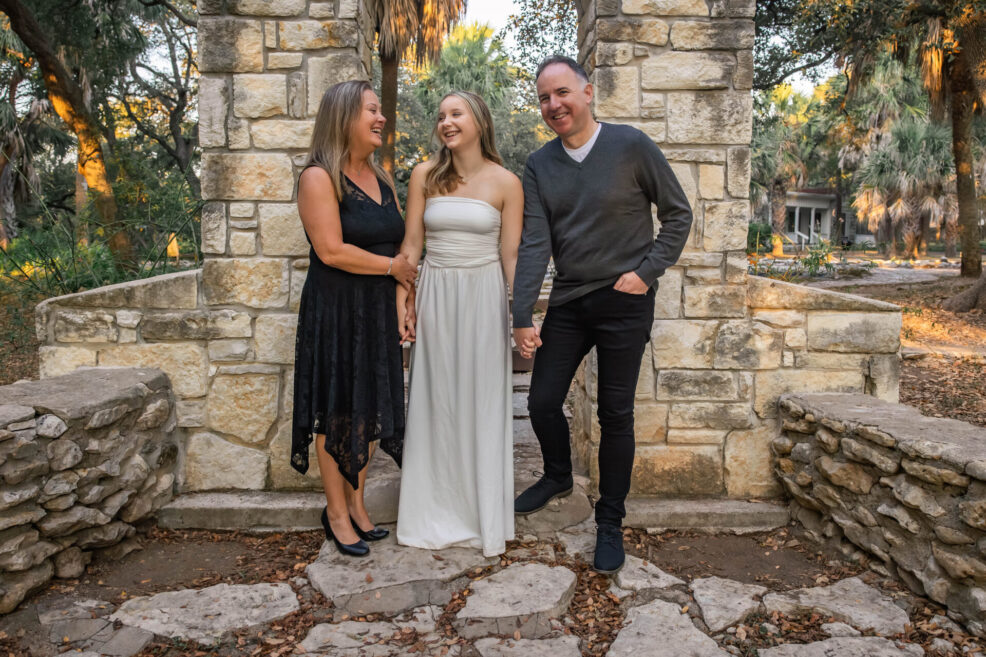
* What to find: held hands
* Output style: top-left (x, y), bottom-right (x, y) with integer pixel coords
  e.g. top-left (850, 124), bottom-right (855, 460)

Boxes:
top-left (390, 253), bottom-right (416, 289)
top-left (613, 271), bottom-right (648, 294)
top-left (513, 325), bottom-right (542, 360)
top-left (400, 293), bottom-right (417, 344)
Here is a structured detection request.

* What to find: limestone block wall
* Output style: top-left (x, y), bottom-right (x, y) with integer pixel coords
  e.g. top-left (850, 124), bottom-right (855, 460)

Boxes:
top-left (568, 0), bottom-right (904, 500)
top-left (0, 368), bottom-right (177, 613)
top-left (775, 393), bottom-right (986, 636)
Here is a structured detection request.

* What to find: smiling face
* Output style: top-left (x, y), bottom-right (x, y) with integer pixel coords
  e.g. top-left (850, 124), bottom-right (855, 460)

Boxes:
top-left (348, 89), bottom-right (385, 153)
top-left (536, 62), bottom-right (594, 144)
top-left (437, 94), bottom-right (479, 151)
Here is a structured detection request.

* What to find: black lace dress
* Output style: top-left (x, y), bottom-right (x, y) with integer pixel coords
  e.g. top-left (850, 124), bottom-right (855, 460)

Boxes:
top-left (291, 174), bottom-right (405, 490)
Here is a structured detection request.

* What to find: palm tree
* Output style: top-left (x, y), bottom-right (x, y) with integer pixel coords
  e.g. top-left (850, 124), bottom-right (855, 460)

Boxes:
top-left (366, 0), bottom-right (466, 175)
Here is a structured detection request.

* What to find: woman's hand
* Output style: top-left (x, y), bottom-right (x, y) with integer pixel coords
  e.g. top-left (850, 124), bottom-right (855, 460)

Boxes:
top-left (402, 294), bottom-right (417, 343)
top-left (390, 253), bottom-right (416, 289)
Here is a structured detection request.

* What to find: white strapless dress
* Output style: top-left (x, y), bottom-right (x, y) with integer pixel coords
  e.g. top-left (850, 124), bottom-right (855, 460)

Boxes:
top-left (396, 196), bottom-right (515, 556)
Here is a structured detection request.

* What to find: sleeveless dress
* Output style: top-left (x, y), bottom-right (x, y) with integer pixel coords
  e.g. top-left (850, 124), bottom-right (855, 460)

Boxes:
top-left (290, 174), bottom-right (404, 490)
top-left (396, 196), bottom-right (514, 557)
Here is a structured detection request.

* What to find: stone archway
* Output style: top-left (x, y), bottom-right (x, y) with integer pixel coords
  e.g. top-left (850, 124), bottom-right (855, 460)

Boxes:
top-left (35, 0), bottom-right (901, 506)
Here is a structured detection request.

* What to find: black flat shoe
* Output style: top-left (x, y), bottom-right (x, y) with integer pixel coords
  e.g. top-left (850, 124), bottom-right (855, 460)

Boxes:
top-left (514, 475), bottom-right (574, 515)
top-left (350, 516), bottom-right (389, 541)
top-left (320, 507), bottom-right (369, 556)
top-left (593, 524), bottom-right (625, 575)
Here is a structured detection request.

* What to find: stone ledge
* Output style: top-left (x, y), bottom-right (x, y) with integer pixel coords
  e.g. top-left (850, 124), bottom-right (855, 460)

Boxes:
top-left (748, 276), bottom-right (900, 312)
top-left (784, 393), bottom-right (986, 475)
top-left (624, 499), bottom-right (789, 531)
top-left (35, 270), bottom-right (201, 317)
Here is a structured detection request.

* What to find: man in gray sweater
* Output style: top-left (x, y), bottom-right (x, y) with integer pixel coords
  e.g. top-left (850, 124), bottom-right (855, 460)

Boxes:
top-left (512, 56), bottom-right (692, 574)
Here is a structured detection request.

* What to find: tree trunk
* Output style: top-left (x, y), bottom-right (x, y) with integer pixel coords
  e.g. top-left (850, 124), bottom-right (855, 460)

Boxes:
top-left (0, 0), bottom-right (134, 270)
top-left (942, 270), bottom-right (986, 312)
top-left (944, 214), bottom-right (959, 258)
top-left (0, 155), bottom-right (10, 247)
top-left (950, 59), bottom-right (982, 278)
top-left (379, 52), bottom-right (399, 177)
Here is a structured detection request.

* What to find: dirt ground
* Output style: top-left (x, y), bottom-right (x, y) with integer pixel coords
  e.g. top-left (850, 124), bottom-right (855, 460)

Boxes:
top-left (0, 289), bottom-right (40, 387)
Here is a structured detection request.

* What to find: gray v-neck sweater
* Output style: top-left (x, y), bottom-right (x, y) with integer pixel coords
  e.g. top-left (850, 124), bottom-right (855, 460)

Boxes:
top-left (512, 122), bottom-right (693, 328)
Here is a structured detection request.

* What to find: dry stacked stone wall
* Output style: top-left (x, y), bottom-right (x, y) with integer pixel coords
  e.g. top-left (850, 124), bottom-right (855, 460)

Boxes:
top-left (775, 392), bottom-right (986, 635)
top-left (0, 368), bottom-right (177, 613)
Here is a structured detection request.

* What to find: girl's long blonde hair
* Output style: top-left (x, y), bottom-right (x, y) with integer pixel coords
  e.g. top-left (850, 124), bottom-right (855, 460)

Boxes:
top-left (424, 91), bottom-right (502, 197)
top-left (306, 79), bottom-right (394, 201)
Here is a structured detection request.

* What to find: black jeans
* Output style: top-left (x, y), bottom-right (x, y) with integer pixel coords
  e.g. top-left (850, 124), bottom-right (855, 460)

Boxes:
top-left (527, 284), bottom-right (655, 527)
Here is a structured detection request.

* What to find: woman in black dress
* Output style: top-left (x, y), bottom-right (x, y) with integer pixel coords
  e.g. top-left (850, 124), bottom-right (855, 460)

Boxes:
top-left (291, 80), bottom-right (415, 556)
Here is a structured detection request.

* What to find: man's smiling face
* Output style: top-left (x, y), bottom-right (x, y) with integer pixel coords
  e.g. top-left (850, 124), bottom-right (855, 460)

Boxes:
top-left (536, 62), bottom-right (594, 142)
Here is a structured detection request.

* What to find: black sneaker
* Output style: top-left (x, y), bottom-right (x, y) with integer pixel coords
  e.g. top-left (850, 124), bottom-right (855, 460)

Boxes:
top-left (593, 524), bottom-right (625, 574)
top-left (514, 475), bottom-right (574, 515)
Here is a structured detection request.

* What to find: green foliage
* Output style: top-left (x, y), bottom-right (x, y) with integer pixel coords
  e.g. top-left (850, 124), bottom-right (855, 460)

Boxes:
top-left (747, 222), bottom-right (773, 251)
top-left (499, 0), bottom-right (577, 76)
top-left (392, 23), bottom-right (549, 201)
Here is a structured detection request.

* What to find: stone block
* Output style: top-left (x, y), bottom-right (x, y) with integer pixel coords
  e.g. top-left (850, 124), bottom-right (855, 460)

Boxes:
top-left (207, 374), bottom-right (279, 444)
top-left (669, 402), bottom-right (754, 429)
top-left (198, 78), bottom-right (228, 148)
top-left (254, 314), bottom-right (297, 364)
top-left (208, 339), bottom-right (250, 361)
top-left (267, 52), bottom-right (304, 70)
top-left (198, 18), bottom-right (263, 73)
top-left (288, 71), bottom-right (307, 118)
top-left (806, 312), bottom-right (901, 353)
top-left (640, 92), bottom-right (666, 118)
top-left (141, 310), bottom-right (252, 340)
top-left (289, 263), bottom-right (308, 312)
top-left (184, 432), bottom-right (268, 491)
top-left (38, 346), bottom-right (96, 379)
top-left (201, 153), bottom-right (295, 201)
top-left (593, 66), bottom-right (639, 118)
top-left (98, 344), bottom-right (207, 398)
top-left (308, 53), bottom-right (365, 115)
top-left (251, 119), bottom-right (314, 150)
top-left (278, 20), bottom-right (357, 50)
top-left (714, 320), bottom-right (783, 370)
top-left (597, 18), bottom-right (670, 46)
top-left (233, 74), bottom-right (287, 118)
top-left (815, 456), bottom-right (874, 494)
top-left (752, 309), bottom-right (803, 327)
top-left (229, 202), bottom-right (255, 218)
top-left (631, 445), bottom-right (723, 495)
top-left (231, 0), bottom-right (305, 16)
top-left (309, 2), bottom-right (334, 19)
top-left (697, 164), bottom-right (724, 200)
top-left (200, 202), bottom-right (227, 254)
top-left (53, 310), bottom-right (117, 343)
top-left (726, 147), bottom-right (751, 198)
top-left (868, 354), bottom-right (900, 402)
top-left (596, 42), bottom-right (634, 66)
top-left (667, 92), bottom-right (753, 144)
top-left (748, 276), bottom-right (900, 311)
top-left (634, 403), bottom-right (668, 443)
top-left (726, 423), bottom-right (782, 497)
top-left (703, 200), bottom-right (749, 251)
top-left (641, 52), bottom-right (734, 90)
top-left (683, 285), bottom-right (746, 318)
top-left (229, 230), bottom-right (257, 256)
top-left (653, 267), bottom-right (683, 319)
top-left (203, 258), bottom-right (290, 309)
top-left (667, 428), bottom-right (725, 444)
top-left (710, 0), bottom-right (757, 17)
top-left (669, 20), bottom-right (754, 49)
top-left (733, 50), bottom-right (754, 90)
top-left (656, 370), bottom-right (737, 400)
top-left (228, 116), bottom-right (251, 148)
top-left (259, 203), bottom-right (308, 256)
top-left (622, 0), bottom-right (709, 15)
top-left (725, 253), bottom-right (748, 284)
top-left (755, 370), bottom-right (863, 418)
top-left (651, 319), bottom-right (716, 368)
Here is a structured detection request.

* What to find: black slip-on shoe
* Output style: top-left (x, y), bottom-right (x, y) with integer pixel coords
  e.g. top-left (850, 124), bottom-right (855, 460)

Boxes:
top-left (321, 507), bottom-right (369, 556)
top-left (592, 524), bottom-right (625, 575)
top-left (351, 516), bottom-right (390, 541)
top-left (514, 475), bottom-right (574, 515)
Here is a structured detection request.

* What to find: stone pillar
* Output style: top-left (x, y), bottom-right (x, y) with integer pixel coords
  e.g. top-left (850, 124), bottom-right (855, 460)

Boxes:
top-left (193, 0), bottom-right (373, 492)
top-left (569, 0), bottom-right (901, 501)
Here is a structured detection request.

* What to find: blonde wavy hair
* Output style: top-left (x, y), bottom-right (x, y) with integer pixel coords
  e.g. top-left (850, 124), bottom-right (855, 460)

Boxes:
top-left (424, 91), bottom-right (502, 197)
top-left (306, 79), bottom-right (394, 202)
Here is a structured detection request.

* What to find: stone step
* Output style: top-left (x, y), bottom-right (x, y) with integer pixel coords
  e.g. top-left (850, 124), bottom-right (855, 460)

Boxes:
top-left (623, 498), bottom-right (790, 533)
top-left (158, 492), bottom-right (788, 534)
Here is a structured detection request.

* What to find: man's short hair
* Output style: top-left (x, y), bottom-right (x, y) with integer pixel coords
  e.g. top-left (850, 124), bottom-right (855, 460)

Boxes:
top-left (535, 55), bottom-right (589, 85)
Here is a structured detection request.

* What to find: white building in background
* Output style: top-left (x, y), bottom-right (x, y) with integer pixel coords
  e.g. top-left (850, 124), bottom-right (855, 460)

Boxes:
top-left (762, 189), bottom-right (874, 247)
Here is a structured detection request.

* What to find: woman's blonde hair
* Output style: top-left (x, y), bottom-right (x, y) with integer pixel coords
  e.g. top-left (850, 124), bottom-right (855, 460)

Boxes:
top-left (306, 79), bottom-right (394, 201)
top-left (424, 91), bottom-right (502, 197)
